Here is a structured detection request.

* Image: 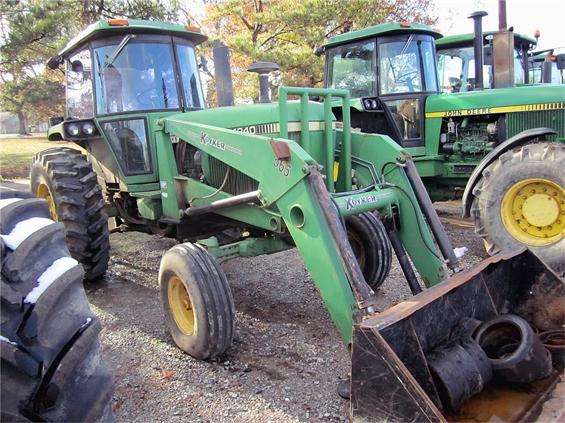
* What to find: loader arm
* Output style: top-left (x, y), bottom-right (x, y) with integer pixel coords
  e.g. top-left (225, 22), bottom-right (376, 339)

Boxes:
top-left (153, 115), bottom-right (446, 345)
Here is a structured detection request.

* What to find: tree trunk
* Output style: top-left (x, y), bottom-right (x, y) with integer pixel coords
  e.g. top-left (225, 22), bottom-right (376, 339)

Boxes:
top-left (17, 111), bottom-right (28, 135)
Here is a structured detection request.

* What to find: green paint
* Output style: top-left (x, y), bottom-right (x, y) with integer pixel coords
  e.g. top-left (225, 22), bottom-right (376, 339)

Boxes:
top-left (325, 22), bottom-right (441, 47)
top-left (436, 31), bottom-right (536, 48)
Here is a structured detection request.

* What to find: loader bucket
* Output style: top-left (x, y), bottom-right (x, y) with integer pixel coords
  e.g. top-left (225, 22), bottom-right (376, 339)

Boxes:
top-left (351, 249), bottom-right (564, 422)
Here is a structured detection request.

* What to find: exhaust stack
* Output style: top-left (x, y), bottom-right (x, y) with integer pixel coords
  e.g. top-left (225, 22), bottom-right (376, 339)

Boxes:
top-left (468, 11), bottom-right (488, 90)
top-left (212, 41), bottom-right (235, 107)
top-left (248, 61), bottom-right (280, 103)
top-left (492, 0), bottom-right (515, 88)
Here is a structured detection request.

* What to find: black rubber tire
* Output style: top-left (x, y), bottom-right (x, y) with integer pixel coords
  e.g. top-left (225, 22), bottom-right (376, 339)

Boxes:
top-left (30, 147), bottom-right (110, 281)
top-left (345, 212), bottom-right (392, 289)
top-left (471, 141), bottom-right (564, 276)
top-left (159, 242), bottom-right (235, 360)
top-left (474, 314), bottom-right (552, 383)
top-left (0, 190), bottom-right (113, 422)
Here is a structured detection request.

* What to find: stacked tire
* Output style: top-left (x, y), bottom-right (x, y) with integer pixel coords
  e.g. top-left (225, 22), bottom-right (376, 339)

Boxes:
top-left (0, 189), bottom-right (113, 421)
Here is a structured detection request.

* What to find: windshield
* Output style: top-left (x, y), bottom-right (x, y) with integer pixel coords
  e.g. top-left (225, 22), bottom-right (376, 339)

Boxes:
top-left (437, 45), bottom-right (530, 91)
top-left (327, 40), bottom-right (376, 97)
top-left (378, 35), bottom-right (438, 94)
top-left (93, 38), bottom-right (181, 114)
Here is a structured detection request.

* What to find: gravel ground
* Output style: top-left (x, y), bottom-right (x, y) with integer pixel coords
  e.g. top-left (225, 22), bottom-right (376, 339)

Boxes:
top-left (83, 200), bottom-right (489, 422)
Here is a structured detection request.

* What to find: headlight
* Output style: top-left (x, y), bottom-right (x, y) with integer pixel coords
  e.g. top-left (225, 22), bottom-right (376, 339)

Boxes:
top-left (82, 122), bottom-right (95, 135)
top-left (364, 99), bottom-right (373, 110)
top-left (370, 99), bottom-right (378, 109)
top-left (67, 124), bottom-right (80, 136)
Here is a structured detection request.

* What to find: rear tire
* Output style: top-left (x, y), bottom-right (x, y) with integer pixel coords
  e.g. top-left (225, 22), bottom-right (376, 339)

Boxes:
top-left (345, 212), bottom-right (392, 289)
top-left (159, 242), bottom-right (235, 360)
top-left (30, 147), bottom-right (110, 281)
top-left (0, 191), bottom-right (113, 421)
top-left (471, 142), bottom-right (564, 276)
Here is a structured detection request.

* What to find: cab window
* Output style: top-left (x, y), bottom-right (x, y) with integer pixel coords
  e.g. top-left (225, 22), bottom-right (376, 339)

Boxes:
top-left (93, 37), bottom-right (180, 114)
top-left (102, 119), bottom-right (151, 175)
top-left (66, 49), bottom-right (94, 118)
top-left (327, 40), bottom-right (376, 97)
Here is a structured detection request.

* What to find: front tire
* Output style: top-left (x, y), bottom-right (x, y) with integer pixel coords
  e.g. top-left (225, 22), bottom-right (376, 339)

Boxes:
top-left (345, 212), bottom-right (392, 289)
top-left (30, 147), bottom-right (110, 281)
top-left (159, 243), bottom-right (235, 360)
top-left (471, 141), bottom-right (564, 276)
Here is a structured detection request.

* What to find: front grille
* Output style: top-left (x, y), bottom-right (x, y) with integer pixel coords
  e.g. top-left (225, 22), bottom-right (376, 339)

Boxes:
top-left (507, 109), bottom-right (565, 140)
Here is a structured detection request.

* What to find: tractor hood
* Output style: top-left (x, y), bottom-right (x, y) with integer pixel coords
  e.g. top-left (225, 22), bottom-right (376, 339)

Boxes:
top-left (167, 101), bottom-right (332, 134)
top-left (425, 84), bottom-right (565, 118)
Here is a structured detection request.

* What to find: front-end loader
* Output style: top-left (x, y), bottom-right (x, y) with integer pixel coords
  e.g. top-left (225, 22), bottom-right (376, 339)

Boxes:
top-left (34, 19), bottom-right (563, 421)
top-left (321, 17), bottom-right (565, 276)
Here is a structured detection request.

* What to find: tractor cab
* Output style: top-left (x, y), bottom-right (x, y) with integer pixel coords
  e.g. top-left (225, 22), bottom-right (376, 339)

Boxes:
top-left (324, 22), bottom-right (441, 147)
top-left (436, 31), bottom-right (538, 92)
top-left (47, 19), bottom-right (206, 180)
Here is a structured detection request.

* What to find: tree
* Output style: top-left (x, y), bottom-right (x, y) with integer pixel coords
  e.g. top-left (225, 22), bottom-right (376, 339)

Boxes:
top-left (202, 0), bottom-right (437, 104)
top-left (0, 0), bottom-right (179, 134)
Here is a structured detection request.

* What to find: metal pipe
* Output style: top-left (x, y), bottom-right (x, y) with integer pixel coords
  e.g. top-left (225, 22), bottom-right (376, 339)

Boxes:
top-left (278, 88), bottom-right (288, 139)
top-left (387, 229), bottom-right (422, 295)
top-left (341, 94), bottom-right (352, 191)
top-left (300, 93), bottom-right (311, 152)
top-left (212, 41), bottom-right (234, 107)
top-left (184, 190), bottom-right (260, 217)
top-left (324, 97), bottom-right (334, 191)
top-left (258, 74), bottom-right (270, 103)
top-left (332, 189), bottom-right (396, 218)
top-left (468, 11), bottom-right (488, 90)
top-left (402, 158), bottom-right (459, 270)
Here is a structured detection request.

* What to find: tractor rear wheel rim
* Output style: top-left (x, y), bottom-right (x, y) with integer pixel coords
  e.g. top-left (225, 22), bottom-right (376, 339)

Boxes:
top-left (501, 178), bottom-right (564, 246)
top-left (36, 183), bottom-right (58, 220)
top-left (168, 275), bottom-right (196, 336)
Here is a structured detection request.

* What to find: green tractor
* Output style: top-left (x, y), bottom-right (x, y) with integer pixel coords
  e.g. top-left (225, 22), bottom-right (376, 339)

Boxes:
top-left (436, 30), bottom-right (564, 90)
top-left (30, 19), bottom-right (563, 421)
top-left (321, 18), bottom-right (565, 275)
top-left (436, 31), bottom-right (538, 92)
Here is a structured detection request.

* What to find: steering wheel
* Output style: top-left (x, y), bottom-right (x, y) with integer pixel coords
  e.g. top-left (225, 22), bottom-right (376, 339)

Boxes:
top-left (135, 87), bottom-right (160, 108)
top-left (397, 70), bottom-right (419, 83)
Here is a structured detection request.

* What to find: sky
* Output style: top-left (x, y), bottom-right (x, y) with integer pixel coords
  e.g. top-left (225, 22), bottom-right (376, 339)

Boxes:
top-left (434, 0), bottom-right (564, 50)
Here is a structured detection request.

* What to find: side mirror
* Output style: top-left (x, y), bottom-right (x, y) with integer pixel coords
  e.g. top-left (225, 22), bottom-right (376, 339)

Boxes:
top-left (556, 53), bottom-right (565, 70)
top-left (198, 55), bottom-right (209, 73)
top-left (71, 59), bottom-right (84, 73)
top-left (48, 116), bottom-right (64, 127)
top-left (314, 45), bottom-right (325, 57)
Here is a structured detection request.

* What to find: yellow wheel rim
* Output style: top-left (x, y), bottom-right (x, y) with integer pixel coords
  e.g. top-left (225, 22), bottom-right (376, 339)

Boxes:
top-left (36, 183), bottom-right (58, 220)
top-left (167, 276), bottom-right (196, 335)
top-left (501, 178), bottom-right (564, 246)
top-left (348, 230), bottom-right (366, 270)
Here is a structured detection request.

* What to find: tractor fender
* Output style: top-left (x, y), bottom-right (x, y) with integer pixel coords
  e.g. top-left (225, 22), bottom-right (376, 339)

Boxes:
top-left (461, 127), bottom-right (557, 218)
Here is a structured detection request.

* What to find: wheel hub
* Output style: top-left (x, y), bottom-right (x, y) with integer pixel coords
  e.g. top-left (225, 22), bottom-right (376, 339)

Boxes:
top-left (36, 183), bottom-right (58, 220)
top-left (168, 276), bottom-right (196, 335)
top-left (522, 193), bottom-right (559, 227)
top-left (501, 178), bottom-right (564, 246)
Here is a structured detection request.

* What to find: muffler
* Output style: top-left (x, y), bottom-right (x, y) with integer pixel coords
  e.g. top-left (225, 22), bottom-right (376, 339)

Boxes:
top-left (350, 249), bottom-right (564, 422)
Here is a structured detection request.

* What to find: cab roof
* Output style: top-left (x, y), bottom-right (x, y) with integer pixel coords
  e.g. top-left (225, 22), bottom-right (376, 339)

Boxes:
top-left (324, 22), bottom-right (442, 48)
top-left (436, 31), bottom-right (537, 49)
top-left (47, 19), bottom-right (208, 69)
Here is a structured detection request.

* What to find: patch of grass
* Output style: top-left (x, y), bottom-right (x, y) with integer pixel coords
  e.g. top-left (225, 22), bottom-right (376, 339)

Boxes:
top-left (0, 138), bottom-right (77, 179)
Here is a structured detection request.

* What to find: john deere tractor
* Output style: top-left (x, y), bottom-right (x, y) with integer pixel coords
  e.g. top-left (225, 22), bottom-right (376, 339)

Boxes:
top-left (436, 31), bottom-right (564, 90)
top-left (29, 19), bottom-right (563, 421)
top-left (321, 19), bottom-right (565, 274)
